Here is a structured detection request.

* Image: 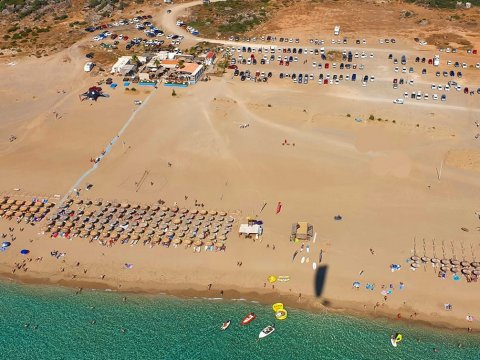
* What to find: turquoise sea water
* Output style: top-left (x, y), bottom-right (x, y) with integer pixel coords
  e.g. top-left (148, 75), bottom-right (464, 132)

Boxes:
top-left (0, 281), bottom-right (478, 360)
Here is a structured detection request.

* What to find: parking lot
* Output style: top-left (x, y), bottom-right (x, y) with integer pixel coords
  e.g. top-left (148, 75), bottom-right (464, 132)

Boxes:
top-left (222, 38), bottom-right (480, 109)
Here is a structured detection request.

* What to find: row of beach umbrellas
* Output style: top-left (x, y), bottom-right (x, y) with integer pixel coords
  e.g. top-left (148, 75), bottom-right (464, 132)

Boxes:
top-left (44, 198), bottom-right (235, 246)
top-left (410, 255), bottom-right (480, 275)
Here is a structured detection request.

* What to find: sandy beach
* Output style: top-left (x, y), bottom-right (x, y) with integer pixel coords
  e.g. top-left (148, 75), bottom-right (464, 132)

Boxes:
top-left (1, 0), bottom-right (480, 334)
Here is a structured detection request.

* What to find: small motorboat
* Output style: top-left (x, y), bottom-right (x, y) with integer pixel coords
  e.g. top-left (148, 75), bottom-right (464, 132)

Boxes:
top-left (240, 312), bottom-right (256, 325)
top-left (259, 325), bottom-right (275, 339)
top-left (221, 320), bottom-right (231, 331)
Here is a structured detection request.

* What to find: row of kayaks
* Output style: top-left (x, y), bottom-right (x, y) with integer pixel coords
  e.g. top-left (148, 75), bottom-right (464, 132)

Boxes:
top-left (221, 312), bottom-right (275, 339)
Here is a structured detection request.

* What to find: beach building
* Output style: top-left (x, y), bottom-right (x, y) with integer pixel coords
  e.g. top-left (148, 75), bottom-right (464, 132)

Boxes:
top-left (160, 59), bottom-right (180, 69)
top-left (154, 51), bottom-right (177, 61)
top-left (111, 56), bottom-right (147, 75)
top-left (205, 51), bottom-right (216, 65)
top-left (111, 56), bottom-right (131, 74)
top-left (290, 222), bottom-right (314, 242)
top-left (181, 63), bottom-right (204, 84)
top-left (239, 223), bottom-right (263, 238)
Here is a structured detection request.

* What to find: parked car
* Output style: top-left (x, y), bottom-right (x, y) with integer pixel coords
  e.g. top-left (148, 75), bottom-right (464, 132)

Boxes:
top-left (83, 62), bottom-right (95, 72)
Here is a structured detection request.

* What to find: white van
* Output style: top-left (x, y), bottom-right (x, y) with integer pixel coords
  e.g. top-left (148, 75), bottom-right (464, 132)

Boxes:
top-left (84, 62), bottom-right (95, 72)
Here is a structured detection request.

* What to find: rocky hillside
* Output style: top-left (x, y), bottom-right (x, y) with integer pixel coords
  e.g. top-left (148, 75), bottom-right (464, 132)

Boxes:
top-left (0, 0), bottom-right (153, 58)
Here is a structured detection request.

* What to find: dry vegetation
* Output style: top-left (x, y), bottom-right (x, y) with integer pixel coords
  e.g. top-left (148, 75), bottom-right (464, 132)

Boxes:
top-left (184, 0), bottom-right (297, 38)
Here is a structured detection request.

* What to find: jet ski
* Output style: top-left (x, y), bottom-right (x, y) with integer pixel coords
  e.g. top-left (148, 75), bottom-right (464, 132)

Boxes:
top-left (221, 320), bottom-right (231, 331)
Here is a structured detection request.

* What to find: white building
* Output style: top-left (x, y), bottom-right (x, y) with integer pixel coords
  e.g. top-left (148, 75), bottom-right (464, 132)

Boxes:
top-left (111, 56), bottom-right (147, 74)
top-left (111, 56), bottom-right (131, 74)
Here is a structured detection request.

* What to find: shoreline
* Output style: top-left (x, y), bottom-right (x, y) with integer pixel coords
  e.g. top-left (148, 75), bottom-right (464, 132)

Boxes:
top-left (1, 270), bottom-right (477, 335)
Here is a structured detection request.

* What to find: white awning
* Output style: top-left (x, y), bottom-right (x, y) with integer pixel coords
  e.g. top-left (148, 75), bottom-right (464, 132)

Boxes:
top-left (239, 224), bottom-right (263, 235)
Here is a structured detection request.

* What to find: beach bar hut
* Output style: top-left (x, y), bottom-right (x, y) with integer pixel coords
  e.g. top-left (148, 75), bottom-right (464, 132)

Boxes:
top-left (239, 222), bottom-right (263, 238)
top-left (290, 222), bottom-right (314, 242)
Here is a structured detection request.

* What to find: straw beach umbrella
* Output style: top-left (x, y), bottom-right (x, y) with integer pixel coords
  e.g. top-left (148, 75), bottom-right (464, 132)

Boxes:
top-left (194, 240), bottom-right (203, 246)
top-left (173, 238), bottom-right (182, 245)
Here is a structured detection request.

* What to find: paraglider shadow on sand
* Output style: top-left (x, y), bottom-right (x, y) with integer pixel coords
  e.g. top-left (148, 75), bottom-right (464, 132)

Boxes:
top-left (314, 265), bottom-right (328, 300)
